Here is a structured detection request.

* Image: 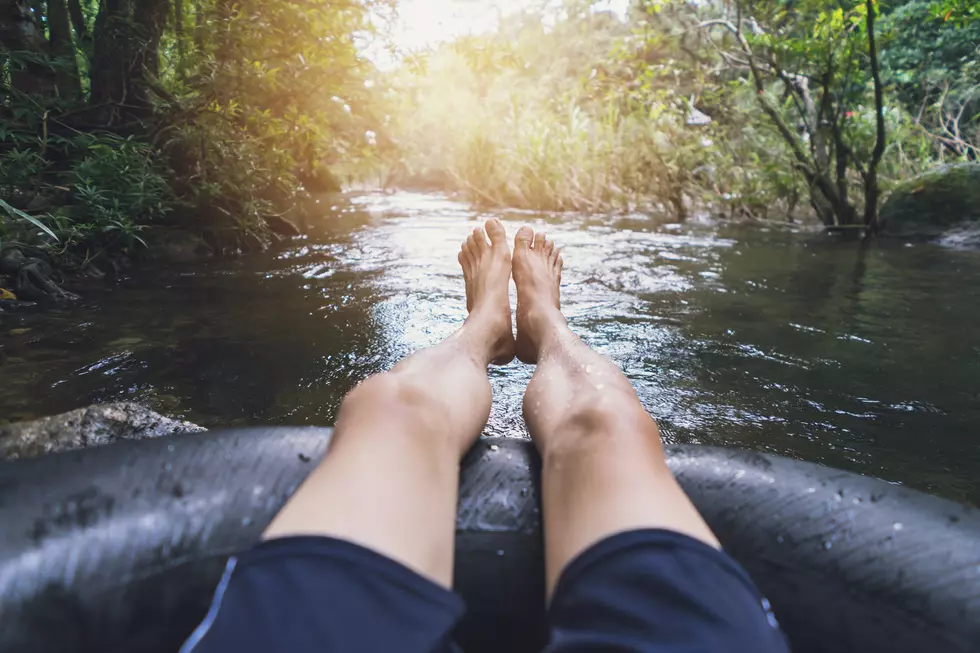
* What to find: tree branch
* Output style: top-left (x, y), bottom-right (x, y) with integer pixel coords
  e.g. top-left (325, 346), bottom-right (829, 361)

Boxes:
top-left (863, 0), bottom-right (886, 232)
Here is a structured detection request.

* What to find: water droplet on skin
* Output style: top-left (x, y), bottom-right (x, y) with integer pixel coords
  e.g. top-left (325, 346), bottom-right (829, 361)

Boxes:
top-left (585, 364), bottom-right (593, 374)
top-left (595, 384), bottom-right (605, 390)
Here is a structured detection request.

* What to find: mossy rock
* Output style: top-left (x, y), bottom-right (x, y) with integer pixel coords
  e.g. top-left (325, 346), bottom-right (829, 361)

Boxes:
top-left (880, 163), bottom-right (980, 237)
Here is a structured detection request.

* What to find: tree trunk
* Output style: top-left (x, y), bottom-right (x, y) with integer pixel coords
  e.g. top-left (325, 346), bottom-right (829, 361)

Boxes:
top-left (193, 0), bottom-right (204, 53)
top-left (67, 0), bottom-right (88, 43)
top-left (863, 0), bottom-right (886, 235)
top-left (47, 0), bottom-right (82, 99)
top-left (90, 0), bottom-right (131, 118)
top-left (130, 0), bottom-right (169, 108)
top-left (0, 0), bottom-right (55, 95)
top-left (798, 79), bottom-right (843, 225)
top-left (174, 0), bottom-right (184, 61)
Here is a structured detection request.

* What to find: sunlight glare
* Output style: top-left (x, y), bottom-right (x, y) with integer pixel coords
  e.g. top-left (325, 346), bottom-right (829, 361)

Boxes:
top-left (391, 0), bottom-right (630, 51)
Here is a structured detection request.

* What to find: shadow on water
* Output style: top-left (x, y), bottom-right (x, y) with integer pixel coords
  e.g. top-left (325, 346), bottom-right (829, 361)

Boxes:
top-left (2, 192), bottom-right (979, 505)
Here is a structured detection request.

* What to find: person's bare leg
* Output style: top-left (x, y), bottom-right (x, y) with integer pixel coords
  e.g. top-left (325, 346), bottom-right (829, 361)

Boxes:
top-left (513, 226), bottom-right (719, 597)
top-left (263, 219), bottom-right (514, 588)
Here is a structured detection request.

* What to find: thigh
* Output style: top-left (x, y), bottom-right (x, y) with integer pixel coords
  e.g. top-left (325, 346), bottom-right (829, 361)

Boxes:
top-left (544, 529), bottom-right (789, 653)
top-left (181, 536), bottom-right (465, 653)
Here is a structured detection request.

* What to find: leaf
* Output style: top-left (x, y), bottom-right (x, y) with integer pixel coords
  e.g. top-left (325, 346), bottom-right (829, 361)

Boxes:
top-left (0, 288), bottom-right (16, 300)
top-left (0, 199), bottom-right (59, 241)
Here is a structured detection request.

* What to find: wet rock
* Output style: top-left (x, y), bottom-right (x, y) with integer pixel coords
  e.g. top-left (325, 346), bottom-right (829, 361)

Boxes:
top-left (140, 227), bottom-right (214, 263)
top-left (0, 247), bottom-right (79, 302)
top-left (25, 193), bottom-right (54, 213)
top-left (300, 165), bottom-right (342, 193)
top-left (0, 299), bottom-right (38, 312)
top-left (880, 163), bottom-right (980, 238)
top-left (265, 214), bottom-right (302, 237)
top-left (0, 402), bottom-right (207, 460)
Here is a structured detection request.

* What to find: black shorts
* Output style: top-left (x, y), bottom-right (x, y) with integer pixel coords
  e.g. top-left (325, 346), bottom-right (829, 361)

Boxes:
top-left (180, 529), bottom-right (789, 653)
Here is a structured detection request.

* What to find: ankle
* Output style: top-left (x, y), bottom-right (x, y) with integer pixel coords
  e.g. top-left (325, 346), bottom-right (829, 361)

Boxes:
top-left (528, 306), bottom-right (567, 346)
top-left (457, 317), bottom-right (514, 364)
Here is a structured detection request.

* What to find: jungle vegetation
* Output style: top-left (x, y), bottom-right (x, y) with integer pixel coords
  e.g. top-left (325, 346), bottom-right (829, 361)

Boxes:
top-left (0, 0), bottom-right (977, 271)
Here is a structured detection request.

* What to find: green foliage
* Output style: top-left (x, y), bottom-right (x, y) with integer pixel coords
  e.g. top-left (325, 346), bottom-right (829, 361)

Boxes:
top-left (379, 0), bottom-right (977, 226)
top-left (0, 198), bottom-right (59, 241)
top-left (881, 0), bottom-right (980, 156)
top-left (65, 134), bottom-right (172, 250)
top-left (0, 0), bottom-right (387, 265)
top-left (383, 8), bottom-right (711, 214)
top-left (0, 0), bottom-right (974, 251)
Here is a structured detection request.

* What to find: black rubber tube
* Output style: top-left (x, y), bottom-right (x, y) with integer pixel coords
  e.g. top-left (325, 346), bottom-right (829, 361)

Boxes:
top-left (1, 429), bottom-right (978, 653)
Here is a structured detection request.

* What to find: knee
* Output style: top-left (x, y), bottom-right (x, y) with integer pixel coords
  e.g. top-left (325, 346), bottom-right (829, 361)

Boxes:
top-left (550, 388), bottom-right (661, 457)
top-left (343, 373), bottom-right (434, 412)
top-left (340, 373), bottom-right (447, 431)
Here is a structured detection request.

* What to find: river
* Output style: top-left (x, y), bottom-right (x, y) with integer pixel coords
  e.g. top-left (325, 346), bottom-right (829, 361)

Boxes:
top-left (2, 192), bottom-right (979, 505)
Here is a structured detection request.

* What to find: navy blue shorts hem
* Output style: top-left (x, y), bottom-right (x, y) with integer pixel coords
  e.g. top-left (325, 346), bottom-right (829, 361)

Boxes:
top-left (184, 529), bottom-right (788, 653)
top-left (241, 535), bottom-right (463, 613)
top-left (552, 528), bottom-right (763, 605)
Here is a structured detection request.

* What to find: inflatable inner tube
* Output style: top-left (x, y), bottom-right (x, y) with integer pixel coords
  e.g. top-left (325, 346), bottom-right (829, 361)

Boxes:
top-left (1, 428), bottom-right (978, 653)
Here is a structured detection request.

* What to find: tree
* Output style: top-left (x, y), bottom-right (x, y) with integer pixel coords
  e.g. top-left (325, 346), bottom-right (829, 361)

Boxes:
top-left (697, 0), bottom-right (887, 230)
top-left (47, 0), bottom-right (81, 99)
top-left (881, 0), bottom-right (980, 160)
top-left (90, 0), bottom-right (132, 114)
top-left (0, 0), bottom-right (387, 268)
top-left (0, 0), bottom-right (56, 95)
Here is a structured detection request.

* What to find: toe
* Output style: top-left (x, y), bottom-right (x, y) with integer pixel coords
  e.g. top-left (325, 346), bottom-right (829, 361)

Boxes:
top-left (544, 239), bottom-right (556, 255)
top-left (549, 245), bottom-right (560, 265)
top-left (515, 226), bottom-right (533, 250)
top-left (472, 227), bottom-right (488, 251)
top-left (461, 241), bottom-right (473, 266)
top-left (533, 232), bottom-right (547, 250)
top-left (485, 218), bottom-right (507, 248)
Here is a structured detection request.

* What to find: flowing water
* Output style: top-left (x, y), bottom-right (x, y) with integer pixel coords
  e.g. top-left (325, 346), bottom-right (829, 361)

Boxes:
top-left (2, 192), bottom-right (979, 505)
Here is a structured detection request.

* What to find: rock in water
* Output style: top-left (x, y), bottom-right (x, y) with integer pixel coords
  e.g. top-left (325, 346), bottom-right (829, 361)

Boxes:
top-left (0, 403), bottom-right (206, 460)
top-left (880, 163), bottom-right (980, 238)
top-left (265, 214), bottom-right (302, 237)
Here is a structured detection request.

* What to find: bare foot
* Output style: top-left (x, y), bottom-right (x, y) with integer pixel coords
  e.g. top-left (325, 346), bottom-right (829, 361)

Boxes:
top-left (512, 226), bottom-right (565, 364)
top-left (458, 219), bottom-right (516, 365)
